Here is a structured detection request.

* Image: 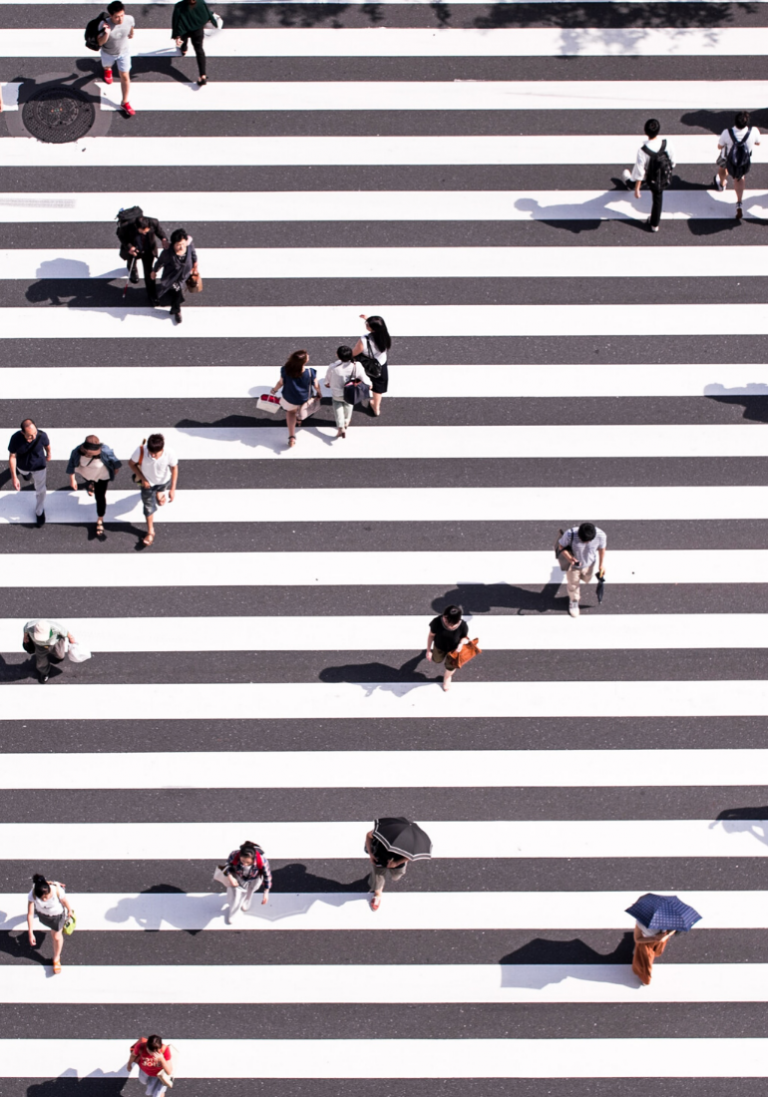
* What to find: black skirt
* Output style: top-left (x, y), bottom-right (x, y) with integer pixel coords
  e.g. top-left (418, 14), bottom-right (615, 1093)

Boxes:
top-left (370, 362), bottom-right (389, 395)
top-left (37, 909), bottom-right (68, 932)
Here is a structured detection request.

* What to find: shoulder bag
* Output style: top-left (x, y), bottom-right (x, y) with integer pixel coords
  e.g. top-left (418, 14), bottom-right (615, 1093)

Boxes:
top-left (354, 336), bottom-right (383, 380)
top-left (131, 440), bottom-right (146, 484)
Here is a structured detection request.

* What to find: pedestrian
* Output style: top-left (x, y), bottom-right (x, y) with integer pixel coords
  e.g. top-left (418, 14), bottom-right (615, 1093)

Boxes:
top-left (556, 522), bottom-right (607, 618)
top-left (128, 433), bottom-right (179, 548)
top-left (621, 118), bottom-right (675, 233)
top-left (323, 345), bottom-right (367, 439)
top-left (714, 110), bottom-right (761, 221)
top-left (7, 418), bottom-right (51, 528)
top-left (127, 1036), bottom-right (175, 1096)
top-left (221, 840), bottom-right (272, 924)
top-left (632, 922), bottom-right (675, 986)
top-left (365, 827), bottom-right (409, 911)
top-left (27, 873), bottom-right (74, 974)
top-left (270, 350), bottom-right (320, 448)
top-left (97, 0), bottom-right (136, 118)
top-left (172, 0), bottom-right (218, 85)
top-left (426, 604), bottom-right (471, 692)
top-left (118, 214), bottom-right (169, 301)
top-left (353, 314), bottom-right (391, 417)
top-left (151, 228), bottom-right (199, 325)
top-left (66, 435), bottom-right (122, 540)
top-left (23, 619), bottom-right (77, 684)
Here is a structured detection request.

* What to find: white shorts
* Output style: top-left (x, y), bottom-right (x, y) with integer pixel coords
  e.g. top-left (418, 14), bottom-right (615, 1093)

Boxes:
top-left (101, 50), bottom-right (131, 73)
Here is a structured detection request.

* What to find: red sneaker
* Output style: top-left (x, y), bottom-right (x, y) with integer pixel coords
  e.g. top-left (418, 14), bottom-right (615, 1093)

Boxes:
top-left (122, 101), bottom-right (136, 117)
top-left (103, 68), bottom-right (113, 85)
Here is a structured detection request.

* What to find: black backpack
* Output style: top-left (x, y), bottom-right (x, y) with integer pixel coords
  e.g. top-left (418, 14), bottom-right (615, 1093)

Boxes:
top-left (726, 127), bottom-right (752, 180)
top-left (642, 140), bottom-right (674, 190)
top-left (115, 206), bottom-right (143, 243)
top-left (85, 11), bottom-right (109, 51)
top-left (354, 336), bottom-right (383, 380)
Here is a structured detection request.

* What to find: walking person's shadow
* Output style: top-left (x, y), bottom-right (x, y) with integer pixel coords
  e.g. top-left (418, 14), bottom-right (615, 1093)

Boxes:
top-left (704, 382), bottom-right (768, 423)
top-left (499, 933), bottom-right (636, 988)
top-left (710, 806), bottom-right (768, 846)
top-left (28, 1073), bottom-right (128, 1096)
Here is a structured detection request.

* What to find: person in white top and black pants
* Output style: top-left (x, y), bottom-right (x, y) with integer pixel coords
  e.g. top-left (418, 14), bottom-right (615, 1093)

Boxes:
top-left (622, 118), bottom-right (676, 233)
top-left (715, 110), bottom-right (760, 221)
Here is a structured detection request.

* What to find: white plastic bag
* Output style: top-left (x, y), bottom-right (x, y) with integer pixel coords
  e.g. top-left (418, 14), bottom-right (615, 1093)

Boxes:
top-left (205, 11), bottom-right (224, 34)
top-left (67, 643), bottom-right (92, 663)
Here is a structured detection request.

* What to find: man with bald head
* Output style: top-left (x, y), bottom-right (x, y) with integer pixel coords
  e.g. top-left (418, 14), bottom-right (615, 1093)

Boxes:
top-left (8, 419), bottom-right (51, 527)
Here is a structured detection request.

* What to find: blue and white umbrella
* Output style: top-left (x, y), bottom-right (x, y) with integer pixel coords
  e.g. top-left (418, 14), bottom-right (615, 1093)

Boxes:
top-left (625, 893), bottom-right (702, 933)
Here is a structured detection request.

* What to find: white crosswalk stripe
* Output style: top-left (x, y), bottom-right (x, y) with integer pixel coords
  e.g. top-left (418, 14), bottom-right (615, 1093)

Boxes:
top-left (1, 2), bottom-right (764, 1091)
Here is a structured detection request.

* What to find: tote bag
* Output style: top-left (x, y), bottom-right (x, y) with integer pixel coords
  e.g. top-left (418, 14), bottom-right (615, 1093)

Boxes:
top-left (257, 394), bottom-right (282, 416)
top-left (450, 638), bottom-right (481, 669)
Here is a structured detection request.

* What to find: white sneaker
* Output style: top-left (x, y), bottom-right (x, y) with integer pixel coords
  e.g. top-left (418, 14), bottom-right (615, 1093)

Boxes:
top-left (568, 601), bottom-right (580, 617)
top-left (621, 168), bottom-right (633, 189)
top-left (713, 173), bottom-right (725, 192)
top-left (241, 897), bottom-right (252, 912)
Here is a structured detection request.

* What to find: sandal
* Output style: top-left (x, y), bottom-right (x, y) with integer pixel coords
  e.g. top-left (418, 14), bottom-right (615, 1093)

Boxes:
top-left (370, 895), bottom-right (381, 911)
top-left (288, 436), bottom-right (296, 448)
top-left (95, 519), bottom-right (105, 537)
top-left (87, 483), bottom-right (95, 496)
top-left (52, 959), bottom-right (62, 974)
top-left (198, 75), bottom-right (208, 85)
top-left (142, 533), bottom-right (155, 547)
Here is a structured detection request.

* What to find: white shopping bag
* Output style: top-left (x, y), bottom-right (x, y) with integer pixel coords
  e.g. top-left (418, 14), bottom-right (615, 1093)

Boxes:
top-left (67, 643), bottom-right (92, 663)
top-left (257, 393), bottom-right (283, 416)
top-left (205, 11), bottom-right (224, 34)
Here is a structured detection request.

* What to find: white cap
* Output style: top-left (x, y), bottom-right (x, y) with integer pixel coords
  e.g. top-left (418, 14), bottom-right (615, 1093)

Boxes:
top-left (32, 621), bottom-right (52, 643)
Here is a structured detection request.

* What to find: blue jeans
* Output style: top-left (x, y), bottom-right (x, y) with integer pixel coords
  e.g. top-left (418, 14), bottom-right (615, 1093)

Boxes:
top-left (140, 480), bottom-right (170, 517)
top-left (139, 1070), bottom-right (167, 1097)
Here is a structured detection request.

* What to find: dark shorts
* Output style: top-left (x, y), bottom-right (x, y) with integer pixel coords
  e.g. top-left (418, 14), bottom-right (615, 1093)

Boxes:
top-left (432, 647), bottom-right (458, 672)
top-left (37, 910), bottom-right (68, 932)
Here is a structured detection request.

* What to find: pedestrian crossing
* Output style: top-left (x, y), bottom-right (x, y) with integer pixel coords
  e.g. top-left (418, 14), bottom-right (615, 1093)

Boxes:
top-left (2, 0), bottom-right (768, 1092)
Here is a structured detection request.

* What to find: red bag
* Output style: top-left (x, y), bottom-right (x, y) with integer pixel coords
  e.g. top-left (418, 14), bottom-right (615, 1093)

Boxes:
top-left (451, 638), bottom-right (481, 669)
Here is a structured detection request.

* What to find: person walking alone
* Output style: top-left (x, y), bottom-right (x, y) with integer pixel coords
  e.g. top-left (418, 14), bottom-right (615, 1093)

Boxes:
top-left (97, 1), bottom-right (136, 117)
top-left (151, 228), bottom-right (199, 325)
top-left (221, 840), bottom-right (272, 924)
top-left (365, 828), bottom-right (408, 911)
top-left (23, 619), bottom-right (76, 684)
top-left (27, 874), bottom-right (74, 974)
top-left (172, 0), bottom-right (217, 85)
top-left (426, 604), bottom-right (470, 692)
top-left (556, 522), bottom-right (607, 618)
top-left (353, 314), bottom-right (391, 417)
top-left (128, 433), bottom-right (179, 548)
top-left (270, 350), bottom-right (320, 448)
top-left (714, 111), bottom-right (761, 221)
top-left (621, 118), bottom-right (675, 233)
top-left (127, 1036), bottom-right (175, 1096)
top-left (324, 345), bottom-right (366, 439)
top-left (632, 922), bottom-right (675, 986)
top-left (66, 435), bottom-right (122, 540)
top-left (7, 419), bottom-right (51, 528)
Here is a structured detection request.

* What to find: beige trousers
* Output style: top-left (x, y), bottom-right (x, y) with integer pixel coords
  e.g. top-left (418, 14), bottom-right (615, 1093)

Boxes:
top-left (560, 560), bottom-right (595, 602)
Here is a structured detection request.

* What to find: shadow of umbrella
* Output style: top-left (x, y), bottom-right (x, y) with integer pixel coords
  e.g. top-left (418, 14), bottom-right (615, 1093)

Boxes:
top-left (704, 382), bottom-right (768, 424)
top-left (500, 933), bottom-right (636, 988)
top-left (710, 806), bottom-right (768, 846)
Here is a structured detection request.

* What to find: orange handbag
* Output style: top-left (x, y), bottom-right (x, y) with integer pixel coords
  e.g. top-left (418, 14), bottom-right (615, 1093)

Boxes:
top-left (451, 638), bottom-right (481, 669)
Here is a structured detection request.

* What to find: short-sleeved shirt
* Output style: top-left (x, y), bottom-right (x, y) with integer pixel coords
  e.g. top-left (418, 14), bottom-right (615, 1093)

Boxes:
top-left (324, 359), bottom-right (365, 400)
top-left (630, 136), bottom-right (676, 183)
top-left (281, 366), bottom-right (316, 406)
top-left (8, 429), bottom-right (49, 471)
top-left (429, 615), bottom-right (469, 656)
top-left (718, 125), bottom-right (761, 155)
top-left (99, 14), bottom-right (135, 56)
top-left (28, 885), bottom-right (64, 917)
top-left (130, 1041), bottom-right (170, 1077)
top-left (131, 445), bottom-right (178, 487)
top-left (558, 526), bottom-right (607, 569)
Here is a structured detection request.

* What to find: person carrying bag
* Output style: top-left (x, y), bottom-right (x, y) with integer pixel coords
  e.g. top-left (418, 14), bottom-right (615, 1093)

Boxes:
top-left (324, 345), bottom-right (368, 439)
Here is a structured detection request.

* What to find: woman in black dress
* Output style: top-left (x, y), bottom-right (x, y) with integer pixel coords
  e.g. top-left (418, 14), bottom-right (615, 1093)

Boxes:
top-left (353, 313), bottom-right (391, 417)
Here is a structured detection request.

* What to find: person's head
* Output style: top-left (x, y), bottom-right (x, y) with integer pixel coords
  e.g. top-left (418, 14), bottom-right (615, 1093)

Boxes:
top-left (578, 522), bottom-right (597, 543)
top-left (136, 217), bottom-right (150, 235)
top-left (336, 345), bottom-right (353, 362)
top-left (171, 228), bottom-right (189, 254)
top-left (644, 118), bottom-right (661, 140)
top-left (735, 110), bottom-right (750, 129)
top-left (32, 874), bottom-right (51, 899)
top-left (20, 418), bottom-right (37, 442)
top-left (32, 621), bottom-right (53, 644)
top-left (442, 604), bottom-right (463, 626)
top-left (145, 1036), bottom-right (163, 1053)
top-left (107, 0), bottom-right (125, 22)
top-left (365, 315), bottom-right (391, 353)
top-left (147, 433), bottom-right (165, 456)
top-left (284, 350), bottom-right (309, 378)
top-left (239, 841), bottom-right (258, 866)
top-left (80, 435), bottom-right (102, 456)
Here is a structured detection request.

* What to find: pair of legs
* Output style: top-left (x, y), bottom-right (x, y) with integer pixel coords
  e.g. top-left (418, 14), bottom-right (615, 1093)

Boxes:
top-left (18, 466), bottom-right (47, 518)
top-left (140, 480), bottom-right (171, 546)
top-left (225, 877), bottom-right (263, 923)
top-left (562, 561), bottom-right (595, 615)
top-left (82, 478), bottom-right (109, 535)
top-left (156, 284), bottom-right (184, 322)
top-left (431, 646), bottom-right (459, 691)
top-left (716, 159), bottom-right (747, 216)
top-left (138, 1070), bottom-right (167, 1097)
top-left (369, 862), bottom-right (407, 909)
top-left (178, 27), bottom-right (207, 81)
top-left (122, 248), bottom-right (155, 299)
top-left (100, 50), bottom-right (132, 110)
top-left (332, 397), bottom-right (353, 437)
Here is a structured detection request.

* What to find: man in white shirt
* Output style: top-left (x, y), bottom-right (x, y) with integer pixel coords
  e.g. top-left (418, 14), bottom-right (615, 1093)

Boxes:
top-left (557, 522), bottom-right (607, 618)
top-left (128, 433), bottom-right (179, 548)
top-left (97, 0), bottom-right (136, 118)
top-left (715, 110), bottom-right (760, 221)
top-left (622, 118), bottom-right (676, 233)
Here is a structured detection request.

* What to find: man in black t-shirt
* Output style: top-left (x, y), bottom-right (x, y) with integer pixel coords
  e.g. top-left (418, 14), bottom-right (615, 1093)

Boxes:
top-left (426, 604), bottom-right (470, 692)
top-left (8, 419), bottom-right (51, 527)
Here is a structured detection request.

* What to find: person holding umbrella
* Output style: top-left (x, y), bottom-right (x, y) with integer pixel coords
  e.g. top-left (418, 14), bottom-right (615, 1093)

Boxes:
top-left (365, 817), bottom-right (432, 912)
top-left (626, 893), bottom-right (702, 986)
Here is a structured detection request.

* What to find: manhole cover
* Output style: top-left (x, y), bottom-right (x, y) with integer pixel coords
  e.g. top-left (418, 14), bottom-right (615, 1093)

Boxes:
top-left (22, 87), bottom-right (95, 144)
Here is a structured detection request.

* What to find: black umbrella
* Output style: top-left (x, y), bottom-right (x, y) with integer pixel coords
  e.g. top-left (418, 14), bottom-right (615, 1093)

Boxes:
top-left (372, 817), bottom-right (433, 861)
top-left (596, 569), bottom-right (606, 603)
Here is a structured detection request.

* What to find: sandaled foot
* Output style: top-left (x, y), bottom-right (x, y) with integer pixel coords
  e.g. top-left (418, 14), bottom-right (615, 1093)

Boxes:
top-left (142, 533), bottom-right (155, 547)
top-left (87, 483), bottom-right (95, 496)
top-left (288, 436), bottom-right (296, 447)
top-left (370, 894), bottom-right (382, 911)
top-left (95, 519), bottom-right (105, 538)
top-left (443, 676), bottom-right (453, 692)
top-left (52, 959), bottom-right (62, 974)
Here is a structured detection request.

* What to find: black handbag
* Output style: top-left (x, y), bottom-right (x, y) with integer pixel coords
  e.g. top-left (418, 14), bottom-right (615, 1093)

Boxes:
top-left (343, 369), bottom-right (370, 406)
top-left (354, 336), bottom-right (382, 380)
top-left (23, 637), bottom-right (35, 654)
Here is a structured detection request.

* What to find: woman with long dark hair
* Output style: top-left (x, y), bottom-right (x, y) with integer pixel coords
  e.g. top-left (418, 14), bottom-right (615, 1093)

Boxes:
top-left (353, 313), bottom-right (391, 417)
top-left (26, 874), bottom-right (74, 974)
top-left (172, 0), bottom-right (217, 85)
top-left (270, 349), bottom-right (320, 448)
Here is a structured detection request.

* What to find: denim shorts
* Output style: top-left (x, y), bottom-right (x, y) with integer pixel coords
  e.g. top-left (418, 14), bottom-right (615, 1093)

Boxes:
top-left (140, 480), bottom-right (170, 517)
top-left (101, 49), bottom-right (131, 73)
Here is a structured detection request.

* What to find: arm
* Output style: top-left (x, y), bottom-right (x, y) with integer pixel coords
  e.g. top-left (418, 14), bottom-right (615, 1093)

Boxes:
top-left (128, 458), bottom-right (150, 490)
top-left (425, 630), bottom-right (435, 661)
top-left (351, 338), bottom-right (364, 357)
top-left (271, 377), bottom-right (284, 395)
top-left (260, 856), bottom-right (272, 905)
top-left (169, 464), bottom-right (179, 503)
top-left (558, 534), bottom-right (578, 566)
top-left (365, 831), bottom-right (376, 862)
top-left (27, 901), bottom-right (36, 945)
top-left (8, 452), bottom-right (20, 492)
top-left (598, 546), bottom-right (606, 572)
top-left (97, 26), bottom-right (110, 46)
top-left (45, 443), bottom-right (52, 462)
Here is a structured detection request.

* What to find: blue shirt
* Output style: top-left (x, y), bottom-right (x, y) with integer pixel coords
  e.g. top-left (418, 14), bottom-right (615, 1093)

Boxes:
top-left (281, 366), bottom-right (316, 406)
top-left (8, 429), bottom-right (50, 471)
